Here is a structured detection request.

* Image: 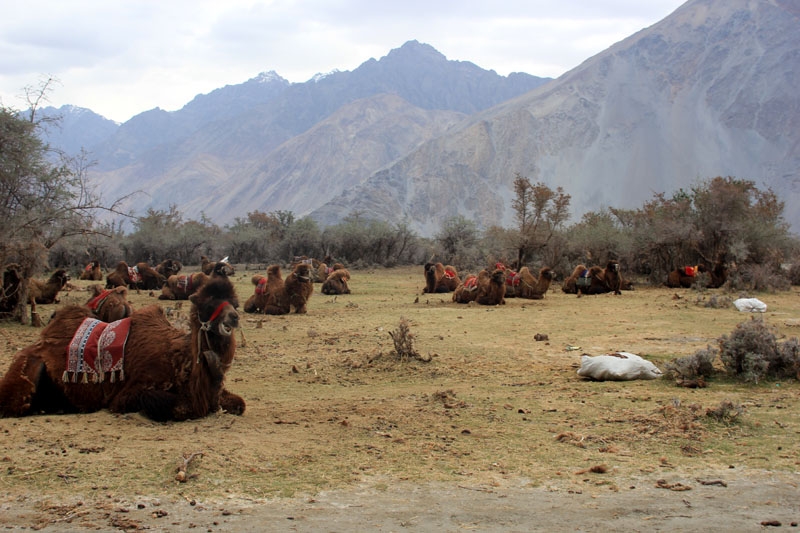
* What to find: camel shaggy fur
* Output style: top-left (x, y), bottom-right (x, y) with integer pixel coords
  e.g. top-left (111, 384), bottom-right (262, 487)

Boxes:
top-left (201, 256), bottom-right (233, 276)
top-left (155, 259), bottom-right (183, 279)
top-left (0, 277), bottom-right (245, 421)
top-left (159, 262), bottom-right (234, 301)
top-left (243, 265), bottom-right (283, 314)
top-left (423, 263), bottom-right (461, 293)
top-left (562, 261), bottom-right (622, 296)
top-left (453, 268), bottom-right (506, 305)
top-left (85, 285), bottom-right (133, 323)
top-left (515, 266), bottom-right (556, 300)
top-left (0, 264), bottom-right (23, 317)
top-left (79, 261), bottom-right (103, 281)
top-left (134, 262), bottom-right (166, 290)
top-left (321, 268), bottom-right (351, 295)
top-left (316, 262), bottom-right (345, 283)
top-left (29, 269), bottom-right (70, 305)
top-left (263, 263), bottom-right (314, 315)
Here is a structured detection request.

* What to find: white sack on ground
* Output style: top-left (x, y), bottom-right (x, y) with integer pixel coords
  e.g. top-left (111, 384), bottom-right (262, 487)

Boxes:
top-left (577, 352), bottom-right (663, 381)
top-left (733, 298), bottom-right (767, 312)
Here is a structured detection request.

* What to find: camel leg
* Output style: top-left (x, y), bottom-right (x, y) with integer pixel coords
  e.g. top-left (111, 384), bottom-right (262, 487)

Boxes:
top-left (110, 387), bottom-right (177, 422)
top-left (0, 353), bottom-right (50, 416)
top-left (219, 389), bottom-right (246, 415)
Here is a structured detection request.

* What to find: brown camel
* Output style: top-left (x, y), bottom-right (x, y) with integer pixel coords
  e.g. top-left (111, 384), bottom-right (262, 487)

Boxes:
top-left (243, 265), bottom-right (283, 314)
top-left (423, 262), bottom-right (461, 293)
top-left (159, 262), bottom-right (234, 301)
top-left (515, 266), bottom-right (556, 300)
top-left (316, 262), bottom-right (345, 283)
top-left (0, 264), bottom-right (23, 317)
top-left (201, 256), bottom-right (233, 276)
top-left (453, 268), bottom-right (506, 305)
top-left (321, 268), bottom-right (351, 295)
top-left (79, 261), bottom-right (103, 281)
top-left (84, 285), bottom-right (133, 323)
top-left (562, 261), bottom-right (622, 296)
top-left (263, 263), bottom-right (314, 315)
top-left (29, 269), bottom-right (70, 305)
top-left (0, 276), bottom-right (244, 421)
top-left (155, 259), bottom-right (183, 279)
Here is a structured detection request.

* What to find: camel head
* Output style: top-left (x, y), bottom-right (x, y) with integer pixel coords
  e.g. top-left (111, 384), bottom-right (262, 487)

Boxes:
top-left (191, 277), bottom-right (239, 336)
top-left (292, 263), bottom-right (313, 281)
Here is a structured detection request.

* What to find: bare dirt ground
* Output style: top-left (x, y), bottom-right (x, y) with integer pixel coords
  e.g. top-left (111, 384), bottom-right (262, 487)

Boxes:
top-left (1, 266), bottom-right (799, 531)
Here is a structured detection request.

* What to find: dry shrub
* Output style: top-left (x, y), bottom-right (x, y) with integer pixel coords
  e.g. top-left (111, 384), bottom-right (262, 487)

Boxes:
top-left (788, 262), bottom-right (800, 285)
top-left (388, 317), bottom-right (431, 362)
top-left (664, 347), bottom-right (717, 380)
top-left (706, 400), bottom-right (744, 424)
top-left (694, 293), bottom-right (734, 309)
top-left (718, 318), bottom-right (800, 383)
top-left (727, 263), bottom-right (791, 292)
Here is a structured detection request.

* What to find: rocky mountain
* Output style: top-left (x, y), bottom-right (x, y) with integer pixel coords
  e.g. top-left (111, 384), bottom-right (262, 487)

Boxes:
top-left (311, 0), bottom-right (800, 235)
top-left (37, 105), bottom-right (119, 156)
top-left (44, 0), bottom-right (800, 237)
top-left (76, 40), bottom-right (547, 223)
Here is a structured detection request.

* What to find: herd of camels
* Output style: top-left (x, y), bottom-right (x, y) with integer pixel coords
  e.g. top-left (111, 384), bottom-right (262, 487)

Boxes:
top-left (0, 254), bottom-right (727, 421)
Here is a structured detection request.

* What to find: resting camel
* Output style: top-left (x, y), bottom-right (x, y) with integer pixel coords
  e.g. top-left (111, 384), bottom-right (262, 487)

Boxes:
top-left (85, 285), bottom-right (133, 323)
top-left (134, 262), bottom-right (166, 290)
top-left (562, 261), bottom-right (622, 296)
top-left (79, 261), bottom-right (103, 281)
top-left (453, 268), bottom-right (506, 305)
top-left (159, 262), bottom-right (234, 301)
top-left (316, 262), bottom-right (345, 283)
top-left (29, 269), bottom-right (70, 305)
top-left (243, 265), bottom-right (283, 314)
top-left (263, 263), bottom-right (314, 314)
top-left (155, 259), bottom-right (183, 279)
top-left (0, 264), bottom-right (23, 317)
top-left (201, 256), bottom-right (232, 276)
top-left (321, 268), bottom-right (351, 295)
top-left (515, 266), bottom-right (556, 300)
top-left (423, 262), bottom-right (461, 293)
top-left (0, 276), bottom-right (245, 421)
top-left (106, 261), bottom-right (137, 289)
top-left (495, 263), bottom-right (522, 298)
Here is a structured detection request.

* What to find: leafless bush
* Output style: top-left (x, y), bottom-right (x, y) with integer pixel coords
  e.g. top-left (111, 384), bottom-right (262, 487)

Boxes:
top-left (727, 263), bottom-right (791, 292)
top-left (388, 317), bottom-right (430, 362)
top-left (788, 263), bottom-right (800, 286)
top-left (694, 293), bottom-right (734, 309)
top-left (706, 400), bottom-right (744, 424)
top-left (718, 318), bottom-right (800, 383)
top-left (664, 347), bottom-right (717, 380)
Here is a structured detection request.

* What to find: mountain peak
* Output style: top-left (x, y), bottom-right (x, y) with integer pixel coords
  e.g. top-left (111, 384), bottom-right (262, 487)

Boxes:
top-left (383, 40), bottom-right (447, 63)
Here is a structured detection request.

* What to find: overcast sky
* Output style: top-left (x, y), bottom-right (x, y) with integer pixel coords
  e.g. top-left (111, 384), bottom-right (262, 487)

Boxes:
top-left (1, 0), bottom-right (686, 123)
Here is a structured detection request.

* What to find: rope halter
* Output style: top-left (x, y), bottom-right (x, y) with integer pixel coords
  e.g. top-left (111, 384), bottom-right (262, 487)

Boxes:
top-left (199, 301), bottom-right (234, 337)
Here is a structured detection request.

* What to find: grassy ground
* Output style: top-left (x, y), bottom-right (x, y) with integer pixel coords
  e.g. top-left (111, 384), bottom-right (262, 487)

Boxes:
top-left (0, 265), bottom-right (798, 507)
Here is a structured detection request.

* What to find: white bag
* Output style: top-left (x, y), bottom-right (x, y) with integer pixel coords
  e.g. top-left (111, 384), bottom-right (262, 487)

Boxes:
top-left (733, 298), bottom-right (767, 313)
top-left (577, 352), bottom-right (663, 381)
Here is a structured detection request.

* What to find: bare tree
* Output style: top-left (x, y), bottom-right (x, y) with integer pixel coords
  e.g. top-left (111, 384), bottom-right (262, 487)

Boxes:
top-left (510, 173), bottom-right (570, 267)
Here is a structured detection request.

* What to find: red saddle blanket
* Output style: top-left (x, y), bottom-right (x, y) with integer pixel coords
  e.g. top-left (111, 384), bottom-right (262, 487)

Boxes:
top-left (505, 270), bottom-right (520, 287)
top-left (464, 275), bottom-right (478, 290)
top-left (176, 275), bottom-right (194, 292)
top-left (65, 317), bottom-right (131, 383)
top-left (683, 266), bottom-right (697, 277)
top-left (255, 277), bottom-right (268, 295)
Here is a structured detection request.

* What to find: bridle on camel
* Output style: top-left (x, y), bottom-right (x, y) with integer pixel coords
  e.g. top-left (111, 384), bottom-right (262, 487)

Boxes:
top-left (197, 301), bottom-right (235, 361)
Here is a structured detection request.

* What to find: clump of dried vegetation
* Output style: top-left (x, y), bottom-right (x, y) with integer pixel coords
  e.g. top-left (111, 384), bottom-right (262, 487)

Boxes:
top-left (388, 317), bottom-right (431, 362)
top-left (665, 317), bottom-right (800, 385)
top-left (719, 318), bottom-right (800, 383)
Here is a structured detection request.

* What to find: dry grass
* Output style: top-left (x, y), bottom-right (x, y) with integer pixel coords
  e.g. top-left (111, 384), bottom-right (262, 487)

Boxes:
top-left (1, 266), bottom-right (799, 503)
